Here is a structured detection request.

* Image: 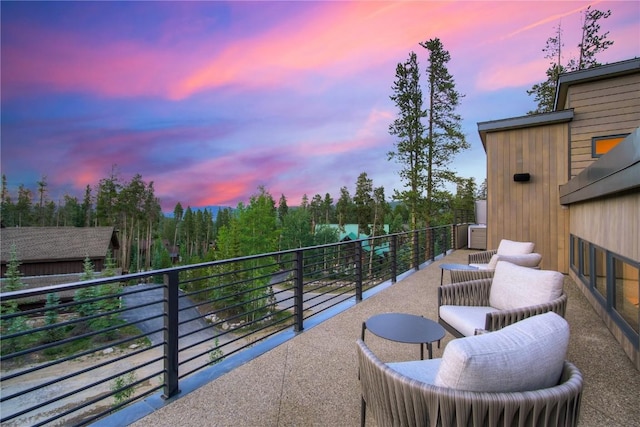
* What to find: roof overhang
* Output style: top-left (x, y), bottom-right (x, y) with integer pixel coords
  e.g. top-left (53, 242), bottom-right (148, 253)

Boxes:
top-left (554, 58), bottom-right (640, 111)
top-left (559, 127), bottom-right (640, 205)
top-left (477, 109), bottom-right (574, 151)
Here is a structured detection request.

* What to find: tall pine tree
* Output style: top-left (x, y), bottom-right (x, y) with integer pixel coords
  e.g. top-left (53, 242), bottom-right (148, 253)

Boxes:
top-left (528, 6), bottom-right (613, 114)
top-left (388, 51), bottom-right (426, 231)
top-left (420, 38), bottom-right (468, 226)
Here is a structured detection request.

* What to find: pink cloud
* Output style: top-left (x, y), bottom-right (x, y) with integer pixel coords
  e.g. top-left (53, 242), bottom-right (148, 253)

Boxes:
top-left (169, 2), bottom-right (478, 99)
top-left (5, 2), bottom-right (636, 103)
top-left (2, 25), bottom-right (185, 101)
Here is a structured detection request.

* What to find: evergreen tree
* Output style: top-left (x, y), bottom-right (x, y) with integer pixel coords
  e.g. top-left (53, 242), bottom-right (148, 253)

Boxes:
top-left (82, 184), bottom-right (93, 226)
top-left (322, 193), bottom-right (334, 224)
top-left (36, 175), bottom-right (48, 226)
top-left (477, 179), bottom-right (488, 200)
top-left (4, 243), bottom-right (24, 292)
top-left (280, 207), bottom-right (314, 250)
top-left (420, 38), bottom-right (469, 226)
top-left (75, 255), bottom-right (97, 318)
top-left (103, 249), bottom-right (117, 277)
top-left (371, 186), bottom-right (388, 237)
top-left (571, 6), bottom-right (613, 71)
top-left (62, 194), bottom-right (84, 227)
top-left (15, 184), bottom-right (33, 226)
top-left (1, 244), bottom-right (31, 353)
top-left (528, 6), bottom-right (613, 114)
top-left (1, 174), bottom-right (15, 227)
top-left (353, 172), bottom-right (373, 236)
top-left (309, 194), bottom-right (324, 232)
top-left (214, 187), bottom-right (279, 321)
top-left (388, 51), bottom-right (426, 231)
top-left (527, 24), bottom-right (566, 114)
top-left (335, 186), bottom-right (353, 230)
top-left (277, 194), bottom-right (289, 226)
top-left (43, 292), bottom-right (63, 343)
top-left (95, 166), bottom-right (120, 226)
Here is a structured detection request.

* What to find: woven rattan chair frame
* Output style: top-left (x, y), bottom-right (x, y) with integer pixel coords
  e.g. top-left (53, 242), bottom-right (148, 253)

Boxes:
top-left (357, 339), bottom-right (583, 427)
top-left (449, 268), bottom-right (495, 283)
top-left (468, 249), bottom-right (497, 265)
top-left (437, 278), bottom-right (568, 338)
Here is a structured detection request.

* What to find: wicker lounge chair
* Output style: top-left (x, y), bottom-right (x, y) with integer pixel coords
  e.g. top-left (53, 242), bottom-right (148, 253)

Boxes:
top-left (356, 312), bottom-right (583, 427)
top-left (446, 239), bottom-right (540, 284)
top-left (439, 261), bottom-right (567, 337)
top-left (467, 238), bottom-right (535, 265)
top-left (449, 252), bottom-right (542, 283)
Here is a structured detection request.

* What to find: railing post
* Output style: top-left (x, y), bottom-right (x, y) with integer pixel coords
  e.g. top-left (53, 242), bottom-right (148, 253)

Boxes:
top-left (390, 234), bottom-right (397, 283)
top-left (451, 224), bottom-right (456, 251)
top-left (413, 230), bottom-right (420, 271)
top-left (293, 250), bottom-right (304, 332)
top-left (162, 270), bottom-right (180, 399)
top-left (429, 228), bottom-right (436, 261)
top-left (355, 243), bottom-right (363, 301)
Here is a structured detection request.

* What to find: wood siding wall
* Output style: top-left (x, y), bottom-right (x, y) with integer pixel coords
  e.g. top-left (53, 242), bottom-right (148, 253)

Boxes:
top-left (566, 73), bottom-right (640, 178)
top-left (570, 192), bottom-right (639, 262)
top-left (0, 258), bottom-right (105, 277)
top-left (485, 123), bottom-right (570, 272)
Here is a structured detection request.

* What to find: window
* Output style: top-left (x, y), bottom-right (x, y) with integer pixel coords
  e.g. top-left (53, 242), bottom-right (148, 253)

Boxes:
top-left (581, 241), bottom-right (591, 284)
top-left (570, 235), bottom-right (579, 271)
top-left (614, 257), bottom-right (639, 334)
top-left (594, 246), bottom-right (607, 298)
top-left (571, 234), bottom-right (639, 345)
top-left (592, 134), bottom-right (629, 157)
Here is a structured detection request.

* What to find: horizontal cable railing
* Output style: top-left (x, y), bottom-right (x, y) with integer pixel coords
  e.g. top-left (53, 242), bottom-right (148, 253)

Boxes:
top-left (0, 225), bottom-right (454, 426)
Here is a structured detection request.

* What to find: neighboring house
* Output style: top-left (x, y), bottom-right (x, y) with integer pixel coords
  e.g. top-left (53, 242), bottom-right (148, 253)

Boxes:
top-left (0, 226), bottom-right (120, 277)
top-left (321, 224), bottom-right (390, 242)
top-left (320, 224), bottom-right (391, 258)
top-left (477, 57), bottom-right (639, 369)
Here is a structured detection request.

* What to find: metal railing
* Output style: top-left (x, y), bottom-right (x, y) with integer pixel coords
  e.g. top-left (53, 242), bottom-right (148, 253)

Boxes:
top-left (0, 225), bottom-right (454, 426)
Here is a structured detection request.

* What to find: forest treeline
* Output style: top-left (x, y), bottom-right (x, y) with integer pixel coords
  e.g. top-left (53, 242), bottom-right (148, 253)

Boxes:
top-left (0, 170), bottom-right (484, 273)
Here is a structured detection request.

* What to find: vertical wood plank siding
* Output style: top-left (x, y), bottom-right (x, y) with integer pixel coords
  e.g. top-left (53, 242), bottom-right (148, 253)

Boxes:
top-left (567, 73), bottom-right (640, 177)
top-left (486, 123), bottom-right (569, 272)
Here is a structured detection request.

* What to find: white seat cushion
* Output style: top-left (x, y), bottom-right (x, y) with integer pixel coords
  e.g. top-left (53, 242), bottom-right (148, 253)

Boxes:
top-left (387, 359), bottom-right (442, 384)
top-left (496, 239), bottom-right (535, 255)
top-left (434, 312), bottom-right (569, 392)
top-left (439, 305), bottom-right (498, 337)
top-left (469, 262), bottom-right (490, 270)
top-left (474, 253), bottom-right (542, 271)
top-left (489, 261), bottom-right (564, 310)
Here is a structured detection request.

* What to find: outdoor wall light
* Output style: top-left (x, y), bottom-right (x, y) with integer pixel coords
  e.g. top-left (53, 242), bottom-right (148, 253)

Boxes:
top-left (513, 173), bottom-right (531, 182)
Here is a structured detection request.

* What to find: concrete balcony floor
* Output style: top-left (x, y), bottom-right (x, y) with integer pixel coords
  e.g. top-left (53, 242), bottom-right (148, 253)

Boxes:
top-left (130, 250), bottom-right (639, 427)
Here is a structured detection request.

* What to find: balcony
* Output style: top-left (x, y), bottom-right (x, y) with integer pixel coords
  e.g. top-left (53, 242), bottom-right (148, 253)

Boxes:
top-left (127, 252), bottom-right (640, 427)
top-left (2, 228), bottom-right (638, 426)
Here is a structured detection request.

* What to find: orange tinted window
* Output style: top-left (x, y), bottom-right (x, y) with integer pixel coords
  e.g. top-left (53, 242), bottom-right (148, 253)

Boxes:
top-left (593, 136), bottom-right (626, 156)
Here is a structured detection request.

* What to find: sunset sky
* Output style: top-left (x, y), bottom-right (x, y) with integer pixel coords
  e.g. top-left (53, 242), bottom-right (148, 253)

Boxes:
top-left (2, 1), bottom-right (639, 213)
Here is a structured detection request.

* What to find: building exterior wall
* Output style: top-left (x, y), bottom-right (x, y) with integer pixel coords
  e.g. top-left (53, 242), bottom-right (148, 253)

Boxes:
top-left (566, 73), bottom-right (640, 177)
top-left (485, 123), bottom-right (570, 272)
top-left (570, 192), bottom-right (639, 262)
top-left (568, 193), bottom-right (639, 370)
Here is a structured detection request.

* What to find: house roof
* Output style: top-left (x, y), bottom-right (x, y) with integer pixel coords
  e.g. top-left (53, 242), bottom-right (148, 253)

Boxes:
top-left (477, 57), bottom-right (640, 150)
top-left (554, 58), bottom-right (640, 111)
top-left (0, 227), bottom-right (119, 263)
top-left (319, 224), bottom-right (390, 241)
top-left (477, 110), bottom-right (574, 149)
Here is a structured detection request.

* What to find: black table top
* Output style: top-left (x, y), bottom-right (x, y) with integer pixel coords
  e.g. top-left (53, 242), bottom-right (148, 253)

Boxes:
top-left (364, 313), bottom-right (445, 344)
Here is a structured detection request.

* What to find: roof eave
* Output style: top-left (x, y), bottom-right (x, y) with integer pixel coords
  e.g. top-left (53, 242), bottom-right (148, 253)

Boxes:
top-left (477, 109), bottom-right (574, 150)
top-left (554, 58), bottom-right (640, 110)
